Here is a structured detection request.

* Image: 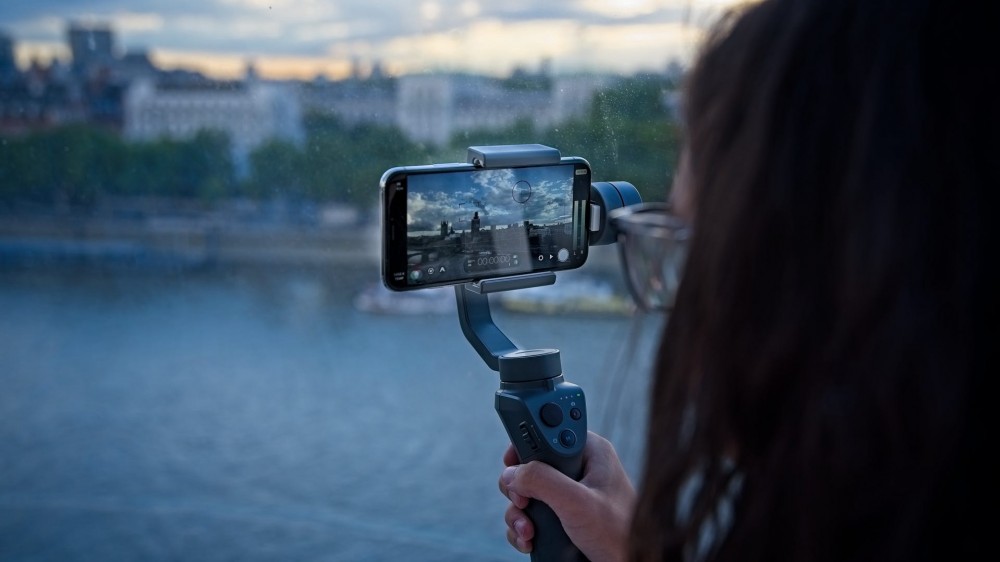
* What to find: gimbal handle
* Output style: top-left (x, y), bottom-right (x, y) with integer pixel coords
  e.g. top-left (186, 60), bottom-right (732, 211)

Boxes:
top-left (455, 278), bottom-right (589, 562)
top-left (453, 144), bottom-right (631, 561)
top-left (496, 370), bottom-right (588, 562)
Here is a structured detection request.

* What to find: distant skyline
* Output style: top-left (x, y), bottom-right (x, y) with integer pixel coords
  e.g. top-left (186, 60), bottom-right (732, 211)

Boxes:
top-left (1, 0), bottom-right (740, 80)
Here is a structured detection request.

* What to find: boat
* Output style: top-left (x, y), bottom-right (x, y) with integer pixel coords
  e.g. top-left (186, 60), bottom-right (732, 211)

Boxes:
top-left (353, 283), bottom-right (455, 315)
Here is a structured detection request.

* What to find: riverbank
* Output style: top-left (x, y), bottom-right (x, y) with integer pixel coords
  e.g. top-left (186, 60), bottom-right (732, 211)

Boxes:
top-left (0, 213), bottom-right (380, 269)
top-left (0, 212), bottom-right (623, 275)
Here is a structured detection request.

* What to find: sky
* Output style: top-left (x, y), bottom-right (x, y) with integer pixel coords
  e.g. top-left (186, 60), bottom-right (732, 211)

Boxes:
top-left (406, 165), bottom-right (576, 233)
top-left (1, 0), bottom-right (742, 80)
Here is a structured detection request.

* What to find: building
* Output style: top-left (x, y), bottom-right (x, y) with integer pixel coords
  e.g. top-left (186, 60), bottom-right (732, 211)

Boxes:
top-left (299, 76), bottom-right (396, 126)
top-left (67, 23), bottom-right (116, 78)
top-left (123, 67), bottom-right (304, 173)
top-left (114, 50), bottom-right (159, 84)
top-left (396, 74), bottom-right (555, 146)
top-left (396, 74), bottom-right (457, 145)
top-left (1, 23), bottom-right (130, 132)
top-left (394, 73), bottom-right (610, 146)
top-left (0, 34), bottom-right (88, 134)
top-left (0, 31), bottom-right (16, 82)
top-left (5, 19), bottom-right (632, 149)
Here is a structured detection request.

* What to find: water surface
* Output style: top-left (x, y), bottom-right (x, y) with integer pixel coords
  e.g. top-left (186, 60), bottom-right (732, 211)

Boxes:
top-left (0, 265), bottom-right (660, 561)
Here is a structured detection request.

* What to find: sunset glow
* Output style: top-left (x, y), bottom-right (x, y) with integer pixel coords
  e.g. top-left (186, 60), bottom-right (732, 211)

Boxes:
top-left (5, 1), bottom-right (747, 79)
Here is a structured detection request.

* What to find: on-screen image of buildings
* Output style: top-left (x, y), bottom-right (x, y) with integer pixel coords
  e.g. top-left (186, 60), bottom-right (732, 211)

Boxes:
top-left (405, 210), bottom-right (579, 284)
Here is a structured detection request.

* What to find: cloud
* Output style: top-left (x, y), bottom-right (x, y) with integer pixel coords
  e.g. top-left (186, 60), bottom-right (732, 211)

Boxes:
top-left (1, 0), bottom-right (727, 77)
top-left (406, 165), bottom-right (576, 232)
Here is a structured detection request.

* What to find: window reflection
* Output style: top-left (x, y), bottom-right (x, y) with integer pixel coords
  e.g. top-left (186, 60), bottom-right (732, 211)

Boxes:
top-left (0, 4), bottom-right (712, 559)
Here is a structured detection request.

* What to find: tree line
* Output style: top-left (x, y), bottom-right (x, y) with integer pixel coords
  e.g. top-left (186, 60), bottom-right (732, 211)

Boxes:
top-left (0, 75), bottom-right (681, 211)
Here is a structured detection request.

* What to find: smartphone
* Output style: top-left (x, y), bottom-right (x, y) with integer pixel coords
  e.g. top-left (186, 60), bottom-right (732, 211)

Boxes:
top-left (381, 158), bottom-right (592, 291)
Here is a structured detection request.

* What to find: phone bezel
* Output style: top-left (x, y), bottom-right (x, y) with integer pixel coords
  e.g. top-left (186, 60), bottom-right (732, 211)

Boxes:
top-left (380, 158), bottom-right (592, 291)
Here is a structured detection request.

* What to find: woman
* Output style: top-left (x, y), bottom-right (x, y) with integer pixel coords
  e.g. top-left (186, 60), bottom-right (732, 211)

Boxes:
top-left (499, 0), bottom-right (991, 560)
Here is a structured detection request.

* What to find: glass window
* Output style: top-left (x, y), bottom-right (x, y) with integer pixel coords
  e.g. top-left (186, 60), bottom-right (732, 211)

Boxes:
top-left (0, 2), bottom-right (732, 559)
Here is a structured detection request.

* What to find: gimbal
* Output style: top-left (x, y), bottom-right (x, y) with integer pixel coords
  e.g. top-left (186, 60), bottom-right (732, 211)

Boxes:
top-left (455, 145), bottom-right (640, 562)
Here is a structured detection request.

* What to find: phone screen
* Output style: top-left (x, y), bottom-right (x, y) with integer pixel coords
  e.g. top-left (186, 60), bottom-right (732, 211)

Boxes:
top-left (382, 160), bottom-right (591, 290)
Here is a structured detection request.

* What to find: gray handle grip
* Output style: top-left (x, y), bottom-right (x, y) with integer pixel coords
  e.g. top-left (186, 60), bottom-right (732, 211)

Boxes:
top-left (496, 378), bottom-right (589, 561)
top-left (527, 499), bottom-right (588, 562)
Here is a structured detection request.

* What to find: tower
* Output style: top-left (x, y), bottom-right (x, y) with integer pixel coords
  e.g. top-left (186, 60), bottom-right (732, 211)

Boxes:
top-left (0, 32), bottom-right (16, 80)
top-left (67, 23), bottom-right (115, 76)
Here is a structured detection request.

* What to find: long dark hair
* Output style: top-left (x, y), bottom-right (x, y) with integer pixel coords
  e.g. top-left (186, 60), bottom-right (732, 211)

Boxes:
top-left (630, 0), bottom-right (992, 559)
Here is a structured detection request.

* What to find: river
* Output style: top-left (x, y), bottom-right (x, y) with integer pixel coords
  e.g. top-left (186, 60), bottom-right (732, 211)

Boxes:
top-left (0, 263), bottom-right (662, 561)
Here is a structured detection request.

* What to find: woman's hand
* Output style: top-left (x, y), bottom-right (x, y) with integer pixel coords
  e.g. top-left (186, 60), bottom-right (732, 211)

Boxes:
top-left (498, 431), bottom-right (637, 562)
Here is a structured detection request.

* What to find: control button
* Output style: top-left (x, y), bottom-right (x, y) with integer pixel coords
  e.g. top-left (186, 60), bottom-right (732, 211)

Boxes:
top-left (540, 403), bottom-right (563, 427)
top-left (519, 422), bottom-right (538, 451)
top-left (570, 407), bottom-right (582, 421)
top-left (559, 429), bottom-right (577, 448)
